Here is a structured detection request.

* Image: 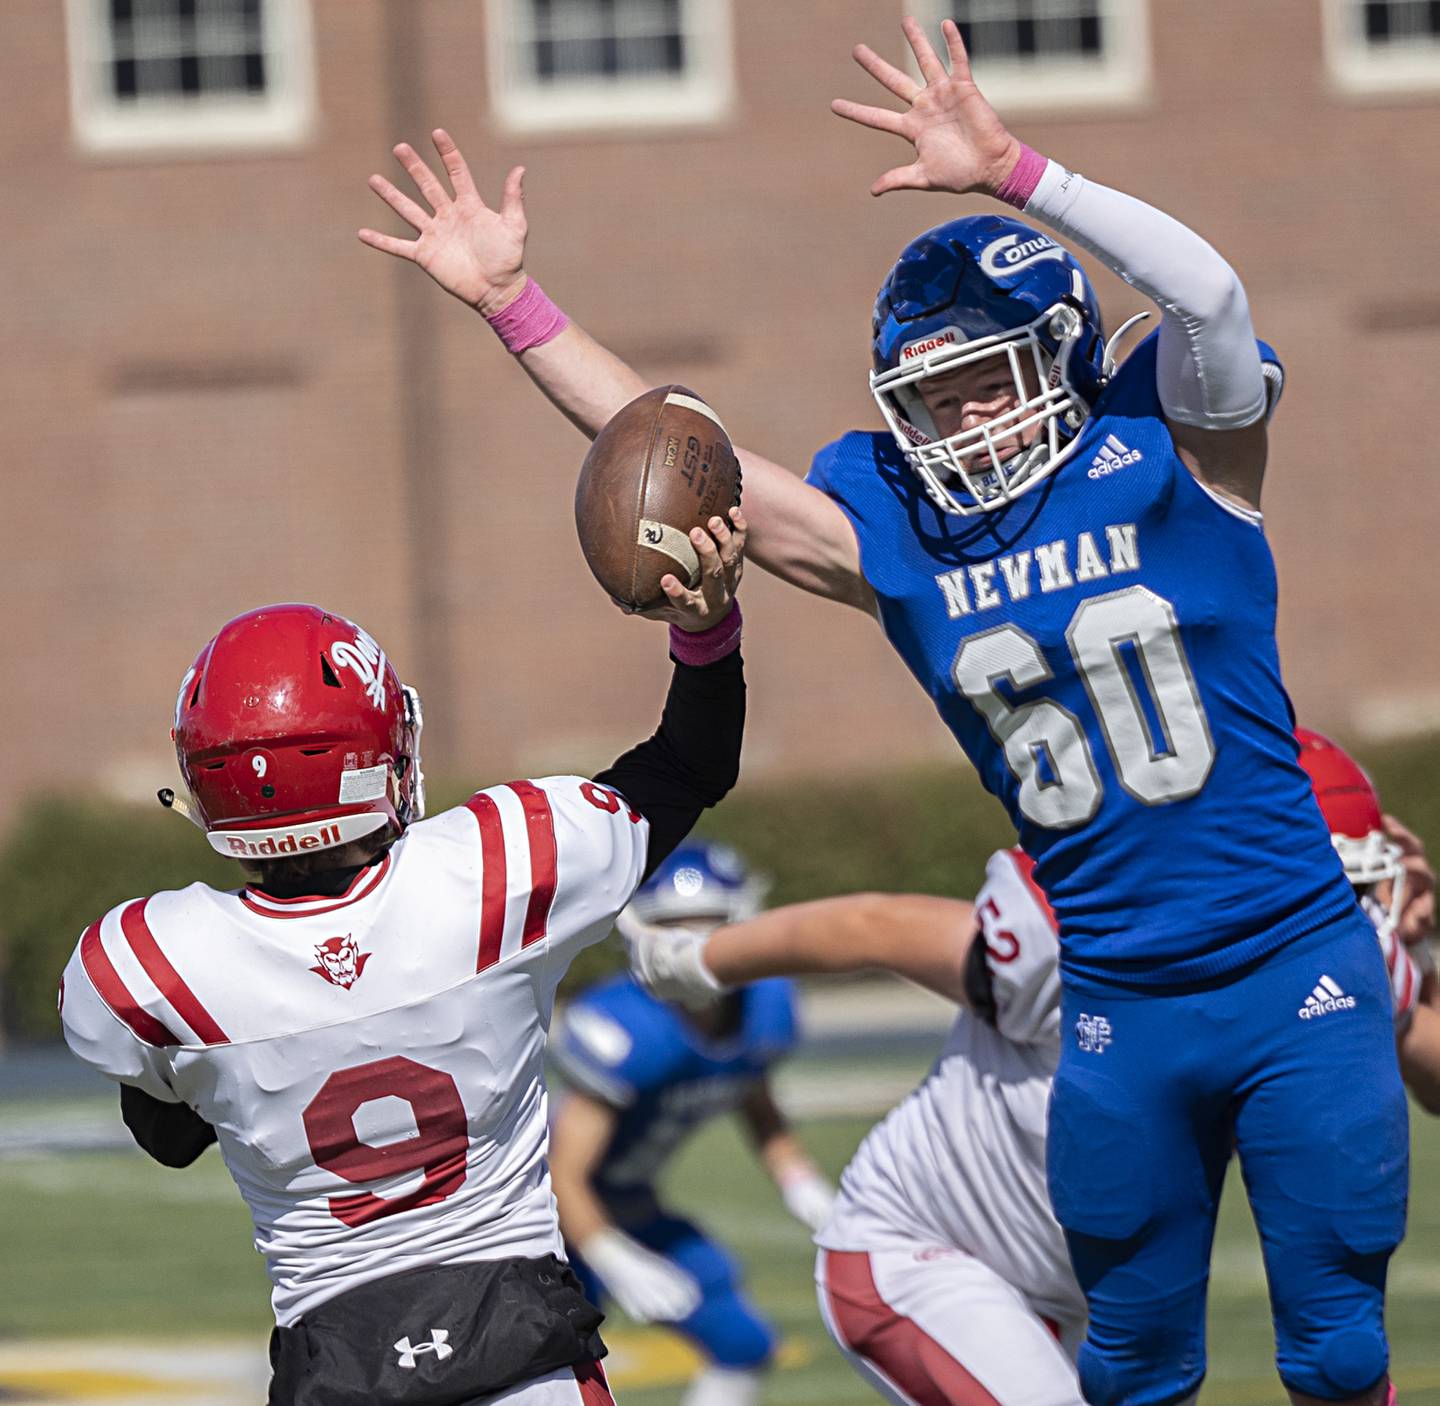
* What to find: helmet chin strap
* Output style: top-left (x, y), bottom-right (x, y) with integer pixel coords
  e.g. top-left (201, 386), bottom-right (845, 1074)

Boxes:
top-left (157, 787), bottom-right (205, 830)
top-left (1102, 312), bottom-right (1151, 378)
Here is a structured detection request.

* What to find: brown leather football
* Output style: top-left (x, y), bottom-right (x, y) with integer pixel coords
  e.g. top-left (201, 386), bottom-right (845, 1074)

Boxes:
top-left (575, 385), bottom-right (741, 612)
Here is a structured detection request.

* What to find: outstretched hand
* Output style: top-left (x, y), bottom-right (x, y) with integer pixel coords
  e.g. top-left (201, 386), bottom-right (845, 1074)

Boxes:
top-left (359, 129), bottom-right (530, 316)
top-left (832, 16), bottom-right (1022, 198)
top-left (635, 507), bottom-right (747, 632)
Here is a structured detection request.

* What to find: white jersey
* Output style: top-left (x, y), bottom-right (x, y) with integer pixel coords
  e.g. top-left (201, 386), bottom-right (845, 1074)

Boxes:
top-left (818, 847), bottom-right (1084, 1327)
top-left (60, 776), bottom-right (647, 1327)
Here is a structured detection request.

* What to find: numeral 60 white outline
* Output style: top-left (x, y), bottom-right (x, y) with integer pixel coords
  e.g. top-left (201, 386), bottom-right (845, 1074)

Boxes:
top-left (954, 584), bottom-right (1216, 829)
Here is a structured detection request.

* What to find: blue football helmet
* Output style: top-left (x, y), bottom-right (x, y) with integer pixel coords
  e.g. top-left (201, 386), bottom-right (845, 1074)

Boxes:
top-left (871, 215), bottom-right (1116, 515)
top-left (627, 841), bottom-right (769, 929)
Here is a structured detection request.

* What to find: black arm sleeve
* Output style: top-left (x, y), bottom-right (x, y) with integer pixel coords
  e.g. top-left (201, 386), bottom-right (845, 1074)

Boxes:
top-left (120, 1083), bottom-right (218, 1168)
top-left (593, 648), bottom-right (744, 881)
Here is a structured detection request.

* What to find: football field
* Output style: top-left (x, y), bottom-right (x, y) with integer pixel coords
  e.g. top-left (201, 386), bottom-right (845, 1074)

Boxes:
top-left (3, 1060), bottom-right (1439, 1406)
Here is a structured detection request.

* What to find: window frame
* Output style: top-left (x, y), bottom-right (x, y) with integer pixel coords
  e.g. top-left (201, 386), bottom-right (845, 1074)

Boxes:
top-left (910, 0), bottom-right (1151, 113)
top-left (1321, 0), bottom-right (1440, 97)
top-left (64, 0), bottom-right (316, 156)
top-left (485, 0), bottom-right (735, 136)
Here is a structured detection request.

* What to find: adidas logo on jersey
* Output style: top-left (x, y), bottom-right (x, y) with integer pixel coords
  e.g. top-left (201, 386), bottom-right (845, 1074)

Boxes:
top-left (1298, 974), bottom-right (1357, 1020)
top-left (1088, 436), bottom-right (1143, 478)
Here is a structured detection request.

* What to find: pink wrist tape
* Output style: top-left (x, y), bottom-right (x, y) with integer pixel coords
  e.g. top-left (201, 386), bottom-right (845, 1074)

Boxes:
top-left (994, 144), bottom-right (1048, 210)
top-left (670, 600), bottom-right (742, 667)
top-left (483, 278), bottom-right (570, 354)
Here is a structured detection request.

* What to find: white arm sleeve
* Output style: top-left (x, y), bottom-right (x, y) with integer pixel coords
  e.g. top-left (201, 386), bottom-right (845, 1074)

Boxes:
top-left (1024, 161), bottom-right (1266, 431)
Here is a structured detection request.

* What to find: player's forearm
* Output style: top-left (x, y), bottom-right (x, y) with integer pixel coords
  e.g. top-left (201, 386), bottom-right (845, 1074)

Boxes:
top-left (706, 893), bottom-right (973, 1002)
top-left (513, 321), bottom-right (651, 439)
top-left (1399, 1002), bottom-right (1440, 1115)
top-left (553, 1167), bottom-right (615, 1248)
top-left (119, 1084), bottom-right (217, 1168)
top-left (1003, 157), bottom-right (1265, 431)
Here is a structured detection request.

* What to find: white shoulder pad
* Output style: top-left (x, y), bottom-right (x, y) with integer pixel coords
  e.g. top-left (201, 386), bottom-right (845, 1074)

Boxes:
top-left (59, 905), bottom-right (182, 1102)
top-left (975, 849), bottom-right (1062, 1048)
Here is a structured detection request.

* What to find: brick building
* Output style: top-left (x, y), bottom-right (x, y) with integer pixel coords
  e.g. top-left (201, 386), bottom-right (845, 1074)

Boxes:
top-left (4, 0), bottom-right (1438, 823)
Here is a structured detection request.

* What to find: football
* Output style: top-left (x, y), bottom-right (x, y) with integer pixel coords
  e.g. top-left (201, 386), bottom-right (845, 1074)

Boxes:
top-left (575, 385), bottom-right (741, 612)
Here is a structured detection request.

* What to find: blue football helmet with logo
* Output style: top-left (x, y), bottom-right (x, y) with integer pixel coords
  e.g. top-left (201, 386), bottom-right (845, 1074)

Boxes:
top-left (627, 841), bottom-right (769, 929)
top-left (871, 214), bottom-right (1125, 515)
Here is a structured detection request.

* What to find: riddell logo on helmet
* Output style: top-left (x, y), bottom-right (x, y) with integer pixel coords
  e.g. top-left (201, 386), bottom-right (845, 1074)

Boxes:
top-left (979, 233), bottom-right (1065, 279)
top-left (225, 825), bottom-right (343, 857)
top-left (900, 329), bottom-right (960, 362)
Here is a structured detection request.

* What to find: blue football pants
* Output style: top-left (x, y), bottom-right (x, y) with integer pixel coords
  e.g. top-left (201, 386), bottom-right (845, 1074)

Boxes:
top-left (569, 1210), bottom-right (777, 1370)
top-left (1048, 913), bottom-right (1408, 1406)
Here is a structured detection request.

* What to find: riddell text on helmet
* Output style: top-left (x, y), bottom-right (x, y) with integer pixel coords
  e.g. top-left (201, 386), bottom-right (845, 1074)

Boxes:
top-left (226, 825), bottom-right (344, 857)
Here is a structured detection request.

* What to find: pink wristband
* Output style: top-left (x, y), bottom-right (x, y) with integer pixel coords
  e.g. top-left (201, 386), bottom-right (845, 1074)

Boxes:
top-left (669, 600), bottom-right (742, 667)
top-left (483, 277), bottom-right (571, 354)
top-left (994, 144), bottom-right (1048, 210)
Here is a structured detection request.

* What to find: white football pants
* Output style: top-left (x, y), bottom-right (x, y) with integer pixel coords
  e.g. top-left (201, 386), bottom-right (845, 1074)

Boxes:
top-left (816, 1247), bottom-right (1086, 1406)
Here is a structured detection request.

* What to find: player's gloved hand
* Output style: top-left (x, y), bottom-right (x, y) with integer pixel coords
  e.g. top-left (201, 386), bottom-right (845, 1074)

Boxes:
top-left (617, 908), bottom-right (728, 1009)
top-left (778, 1163), bottom-right (837, 1234)
top-left (581, 1228), bottom-right (702, 1324)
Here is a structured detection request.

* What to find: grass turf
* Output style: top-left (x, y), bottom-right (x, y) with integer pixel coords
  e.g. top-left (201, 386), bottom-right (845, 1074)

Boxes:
top-left (3, 1086), bottom-right (1439, 1404)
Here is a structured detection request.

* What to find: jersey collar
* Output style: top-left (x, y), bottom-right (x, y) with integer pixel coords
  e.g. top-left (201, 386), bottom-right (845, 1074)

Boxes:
top-left (239, 853), bottom-right (392, 920)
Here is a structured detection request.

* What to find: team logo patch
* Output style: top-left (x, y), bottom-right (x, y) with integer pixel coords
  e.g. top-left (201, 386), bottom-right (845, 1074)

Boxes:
top-left (311, 933), bottom-right (371, 989)
top-left (979, 232), bottom-right (1066, 279)
top-left (1075, 1012), bottom-right (1112, 1053)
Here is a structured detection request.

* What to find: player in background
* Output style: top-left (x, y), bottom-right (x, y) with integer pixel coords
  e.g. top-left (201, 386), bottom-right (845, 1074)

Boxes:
top-left (360, 19), bottom-right (1407, 1404)
top-left (623, 844), bottom-right (1086, 1406)
top-left (1295, 729), bottom-right (1440, 1112)
top-left (59, 515), bottom-right (745, 1406)
top-left (549, 842), bottom-right (835, 1406)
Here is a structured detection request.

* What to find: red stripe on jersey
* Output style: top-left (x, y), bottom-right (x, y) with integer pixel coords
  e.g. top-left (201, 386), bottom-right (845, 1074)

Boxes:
top-left (1006, 848), bottom-right (1058, 933)
top-left (821, 1250), bottom-right (1004, 1406)
top-left (80, 920), bottom-right (181, 1048)
top-left (465, 793), bottom-right (508, 972)
top-left (506, 781), bottom-right (558, 948)
top-left (574, 1359), bottom-right (616, 1406)
top-left (120, 900), bottom-right (229, 1046)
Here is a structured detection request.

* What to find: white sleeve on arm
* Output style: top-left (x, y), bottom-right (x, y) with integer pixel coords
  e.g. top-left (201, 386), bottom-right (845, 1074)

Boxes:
top-left (59, 940), bottom-right (181, 1103)
top-left (1024, 162), bottom-right (1266, 431)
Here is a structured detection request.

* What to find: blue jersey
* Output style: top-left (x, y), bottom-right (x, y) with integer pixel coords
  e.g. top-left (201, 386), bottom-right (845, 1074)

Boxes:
top-left (807, 334), bottom-right (1356, 985)
top-left (553, 975), bottom-right (798, 1199)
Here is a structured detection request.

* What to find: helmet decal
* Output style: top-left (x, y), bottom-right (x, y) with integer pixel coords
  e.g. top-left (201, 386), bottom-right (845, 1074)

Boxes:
top-left (330, 627), bottom-right (389, 709)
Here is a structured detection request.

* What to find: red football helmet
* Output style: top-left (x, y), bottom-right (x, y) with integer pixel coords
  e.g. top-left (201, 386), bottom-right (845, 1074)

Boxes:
top-left (172, 604), bottom-right (424, 860)
top-left (1295, 726), bottom-right (1403, 919)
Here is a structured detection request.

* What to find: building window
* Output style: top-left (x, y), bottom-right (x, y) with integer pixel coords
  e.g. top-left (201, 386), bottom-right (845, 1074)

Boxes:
top-left (1323, 0), bottom-right (1440, 94)
top-left (66, 0), bottom-right (315, 154)
top-left (487, 0), bottom-right (735, 134)
top-left (914, 0), bottom-right (1150, 111)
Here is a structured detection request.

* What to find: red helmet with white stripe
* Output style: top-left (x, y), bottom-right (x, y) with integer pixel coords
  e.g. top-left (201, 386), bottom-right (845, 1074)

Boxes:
top-left (172, 604), bottom-right (424, 860)
top-left (1294, 726), bottom-right (1403, 910)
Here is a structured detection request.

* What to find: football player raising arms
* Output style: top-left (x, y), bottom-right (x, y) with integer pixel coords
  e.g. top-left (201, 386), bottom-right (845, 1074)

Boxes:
top-left (59, 515), bottom-right (745, 1406)
top-left (361, 18), bottom-right (1405, 1405)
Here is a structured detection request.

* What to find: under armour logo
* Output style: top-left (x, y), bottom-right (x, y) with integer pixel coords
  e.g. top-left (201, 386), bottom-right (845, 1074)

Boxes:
top-left (1075, 1012), bottom-right (1113, 1053)
top-left (394, 1329), bottom-right (453, 1369)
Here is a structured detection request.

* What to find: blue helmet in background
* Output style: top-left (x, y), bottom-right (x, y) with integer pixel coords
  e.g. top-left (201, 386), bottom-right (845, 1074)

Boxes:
top-left (628, 841), bottom-right (769, 928)
top-left (871, 215), bottom-right (1112, 515)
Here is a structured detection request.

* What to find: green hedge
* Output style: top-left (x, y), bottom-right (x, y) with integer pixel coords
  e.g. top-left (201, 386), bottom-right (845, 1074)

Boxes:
top-left (4, 735), bottom-right (1435, 1042)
